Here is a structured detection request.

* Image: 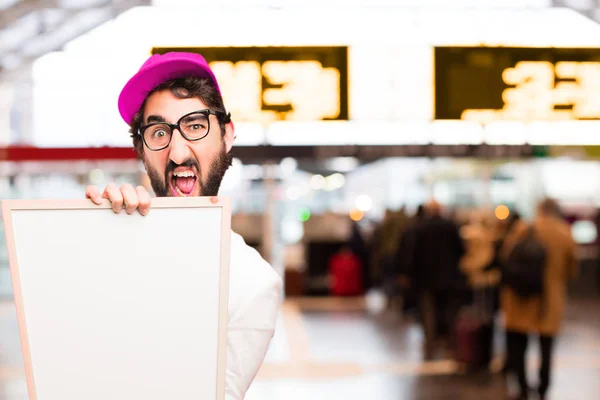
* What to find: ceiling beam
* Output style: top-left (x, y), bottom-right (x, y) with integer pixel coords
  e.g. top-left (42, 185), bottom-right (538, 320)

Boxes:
top-left (0, 0), bottom-right (61, 31)
top-left (0, 1), bottom-right (122, 30)
top-left (0, 0), bottom-right (151, 82)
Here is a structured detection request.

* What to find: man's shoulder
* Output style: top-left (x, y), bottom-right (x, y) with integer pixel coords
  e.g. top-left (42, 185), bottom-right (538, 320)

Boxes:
top-left (227, 231), bottom-right (282, 326)
top-left (229, 231), bottom-right (279, 283)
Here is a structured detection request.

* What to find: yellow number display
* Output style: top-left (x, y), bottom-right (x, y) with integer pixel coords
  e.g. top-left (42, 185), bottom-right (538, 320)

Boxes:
top-left (461, 61), bottom-right (600, 122)
top-left (210, 60), bottom-right (341, 124)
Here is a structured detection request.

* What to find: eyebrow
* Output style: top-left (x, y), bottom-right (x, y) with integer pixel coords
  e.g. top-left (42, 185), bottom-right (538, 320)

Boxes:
top-left (145, 114), bottom-right (167, 124)
top-left (181, 113), bottom-right (205, 124)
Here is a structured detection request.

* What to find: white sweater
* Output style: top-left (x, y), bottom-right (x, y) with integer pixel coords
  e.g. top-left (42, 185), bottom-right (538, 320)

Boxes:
top-left (225, 231), bottom-right (282, 399)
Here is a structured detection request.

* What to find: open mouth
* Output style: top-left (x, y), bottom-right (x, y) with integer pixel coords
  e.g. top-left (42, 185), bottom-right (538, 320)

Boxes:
top-left (169, 169), bottom-right (197, 196)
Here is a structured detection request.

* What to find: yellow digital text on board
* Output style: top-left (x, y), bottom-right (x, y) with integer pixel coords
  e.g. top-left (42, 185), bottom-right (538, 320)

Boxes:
top-left (210, 60), bottom-right (341, 125)
top-left (461, 61), bottom-right (600, 122)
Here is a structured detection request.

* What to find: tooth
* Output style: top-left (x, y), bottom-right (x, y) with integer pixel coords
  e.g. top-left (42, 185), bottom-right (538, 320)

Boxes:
top-left (174, 171), bottom-right (195, 178)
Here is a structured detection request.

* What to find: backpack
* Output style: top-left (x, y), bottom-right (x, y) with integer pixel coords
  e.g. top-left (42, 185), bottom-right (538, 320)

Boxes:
top-left (504, 226), bottom-right (547, 298)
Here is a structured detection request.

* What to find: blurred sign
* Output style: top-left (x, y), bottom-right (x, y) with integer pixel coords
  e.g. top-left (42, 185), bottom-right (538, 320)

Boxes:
top-left (435, 47), bottom-right (600, 122)
top-left (152, 46), bottom-right (348, 124)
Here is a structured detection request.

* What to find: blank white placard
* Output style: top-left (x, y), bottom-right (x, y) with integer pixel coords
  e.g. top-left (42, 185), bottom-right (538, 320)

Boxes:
top-left (1, 197), bottom-right (231, 400)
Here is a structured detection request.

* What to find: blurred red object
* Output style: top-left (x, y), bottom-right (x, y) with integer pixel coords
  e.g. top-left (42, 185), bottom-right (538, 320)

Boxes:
top-left (328, 247), bottom-right (363, 297)
top-left (0, 146), bottom-right (137, 161)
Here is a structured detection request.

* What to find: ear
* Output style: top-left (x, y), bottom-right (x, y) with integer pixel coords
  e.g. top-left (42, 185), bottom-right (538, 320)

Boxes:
top-left (224, 121), bottom-right (235, 153)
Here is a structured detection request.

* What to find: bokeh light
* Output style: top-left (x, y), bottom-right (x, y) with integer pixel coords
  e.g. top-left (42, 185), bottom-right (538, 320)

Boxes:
top-left (310, 174), bottom-right (326, 190)
top-left (495, 205), bottom-right (510, 220)
top-left (355, 194), bottom-right (373, 212)
top-left (324, 173), bottom-right (346, 191)
top-left (298, 207), bottom-right (311, 222)
top-left (350, 209), bottom-right (364, 222)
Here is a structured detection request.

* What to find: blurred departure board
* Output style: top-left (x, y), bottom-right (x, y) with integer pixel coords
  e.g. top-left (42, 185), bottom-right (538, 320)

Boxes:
top-left (435, 47), bottom-right (600, 122)
top-left (152, 46), bottom-right (348, 124)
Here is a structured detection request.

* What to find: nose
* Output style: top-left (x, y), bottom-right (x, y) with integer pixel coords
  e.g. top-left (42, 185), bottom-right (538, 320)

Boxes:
top-left (167, 129), bottom-right (191, 165)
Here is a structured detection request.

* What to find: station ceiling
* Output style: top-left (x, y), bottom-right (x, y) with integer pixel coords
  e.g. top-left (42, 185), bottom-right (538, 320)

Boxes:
top-left (0, 0), bottom-right (150, 81)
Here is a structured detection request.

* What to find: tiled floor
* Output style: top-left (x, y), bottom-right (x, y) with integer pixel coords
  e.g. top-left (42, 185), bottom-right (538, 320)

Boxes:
top-left (248, 296), bottom-right (600, 400)
top-left (1, 295), bottom-right (599, 400)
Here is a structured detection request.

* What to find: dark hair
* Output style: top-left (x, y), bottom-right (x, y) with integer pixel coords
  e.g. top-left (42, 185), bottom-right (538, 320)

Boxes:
top-left (129, 76), bottom-right (229, 159)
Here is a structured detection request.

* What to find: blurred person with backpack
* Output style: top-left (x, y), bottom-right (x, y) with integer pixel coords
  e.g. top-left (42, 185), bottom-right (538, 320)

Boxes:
top-left (500, 199), bottom-right (578, 400)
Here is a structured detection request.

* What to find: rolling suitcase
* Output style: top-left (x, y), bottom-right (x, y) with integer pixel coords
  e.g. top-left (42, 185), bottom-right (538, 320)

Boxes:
top-left (454, 287), bottom-right (494, 370)
top-left (328, 251), bottom-right (364, 296)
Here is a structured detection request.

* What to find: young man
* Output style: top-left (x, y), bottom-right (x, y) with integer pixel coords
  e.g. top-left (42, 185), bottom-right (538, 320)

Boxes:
top-left (85, 52), bottom-right (282, 400)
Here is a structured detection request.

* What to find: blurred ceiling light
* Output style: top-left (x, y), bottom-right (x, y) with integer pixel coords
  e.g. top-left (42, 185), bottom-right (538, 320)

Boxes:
top-left (571, 220), bottom-right (597, 245)
top-left (245, 165), bottom-right (264, 180)
top-left (355, 194), bottom-right (373, 212)
top-left (350, 208), bottom-right (364, 222)
top-left (281, 215), bottom-right (304, 245)
top-left (325, 173), bottom-right (345, 191)
top-left (286, 186), bottom-right (301, 201)
top-left (495, 205), bottom-right (510, 220)
top-left (279, 157), bottom-right (298, 177)
top-left (310, 174), bottom-right (326, 190)
top-left (299, 185), bottom-right (310, 196)
top-left (326, 157), bottom-right (359, 172)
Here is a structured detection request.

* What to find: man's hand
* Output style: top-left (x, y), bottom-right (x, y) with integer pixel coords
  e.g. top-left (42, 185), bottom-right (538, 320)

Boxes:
top-left (85, 183), bottom-right (151, 216)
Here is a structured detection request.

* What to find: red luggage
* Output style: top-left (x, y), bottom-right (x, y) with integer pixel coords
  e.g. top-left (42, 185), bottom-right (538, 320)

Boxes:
top-left (328, 249), bottom-right (363, 296)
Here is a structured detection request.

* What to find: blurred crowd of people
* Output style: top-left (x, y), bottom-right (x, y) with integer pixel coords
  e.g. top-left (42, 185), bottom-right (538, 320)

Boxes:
top-left (333, 199), bottom-right (578, 400)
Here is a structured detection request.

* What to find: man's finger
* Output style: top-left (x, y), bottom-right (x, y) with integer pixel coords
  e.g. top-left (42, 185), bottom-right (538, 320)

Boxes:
top-left (103, 183), bottom-right (123, 213)
top-left (85, 185), bottom-right (102, 205)
top-left (136, 186), bottom-right (151, 216)
top-left (121, 184), bottom-right (139, 215)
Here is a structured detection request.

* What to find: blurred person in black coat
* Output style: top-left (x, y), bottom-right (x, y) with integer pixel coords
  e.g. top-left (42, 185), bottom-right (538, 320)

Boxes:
top-left (349, 221), bottom-right (370, 291)
top-left (410, 200), bottom-right (467, 360)
top-left (393, 205), bottom-right (426, 314)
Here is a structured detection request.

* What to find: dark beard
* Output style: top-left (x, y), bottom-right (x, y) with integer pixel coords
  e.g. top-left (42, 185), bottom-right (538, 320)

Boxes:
top-left (145, 146), bottom-right (233, 197)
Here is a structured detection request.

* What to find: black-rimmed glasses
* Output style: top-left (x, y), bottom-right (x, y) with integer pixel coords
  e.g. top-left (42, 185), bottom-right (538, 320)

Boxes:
top-left (139, 109), bottom-right (230, 151)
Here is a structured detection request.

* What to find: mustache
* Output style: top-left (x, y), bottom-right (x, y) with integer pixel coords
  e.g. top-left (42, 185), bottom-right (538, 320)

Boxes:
top-left (165, 158), bottom-right (200, 178)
